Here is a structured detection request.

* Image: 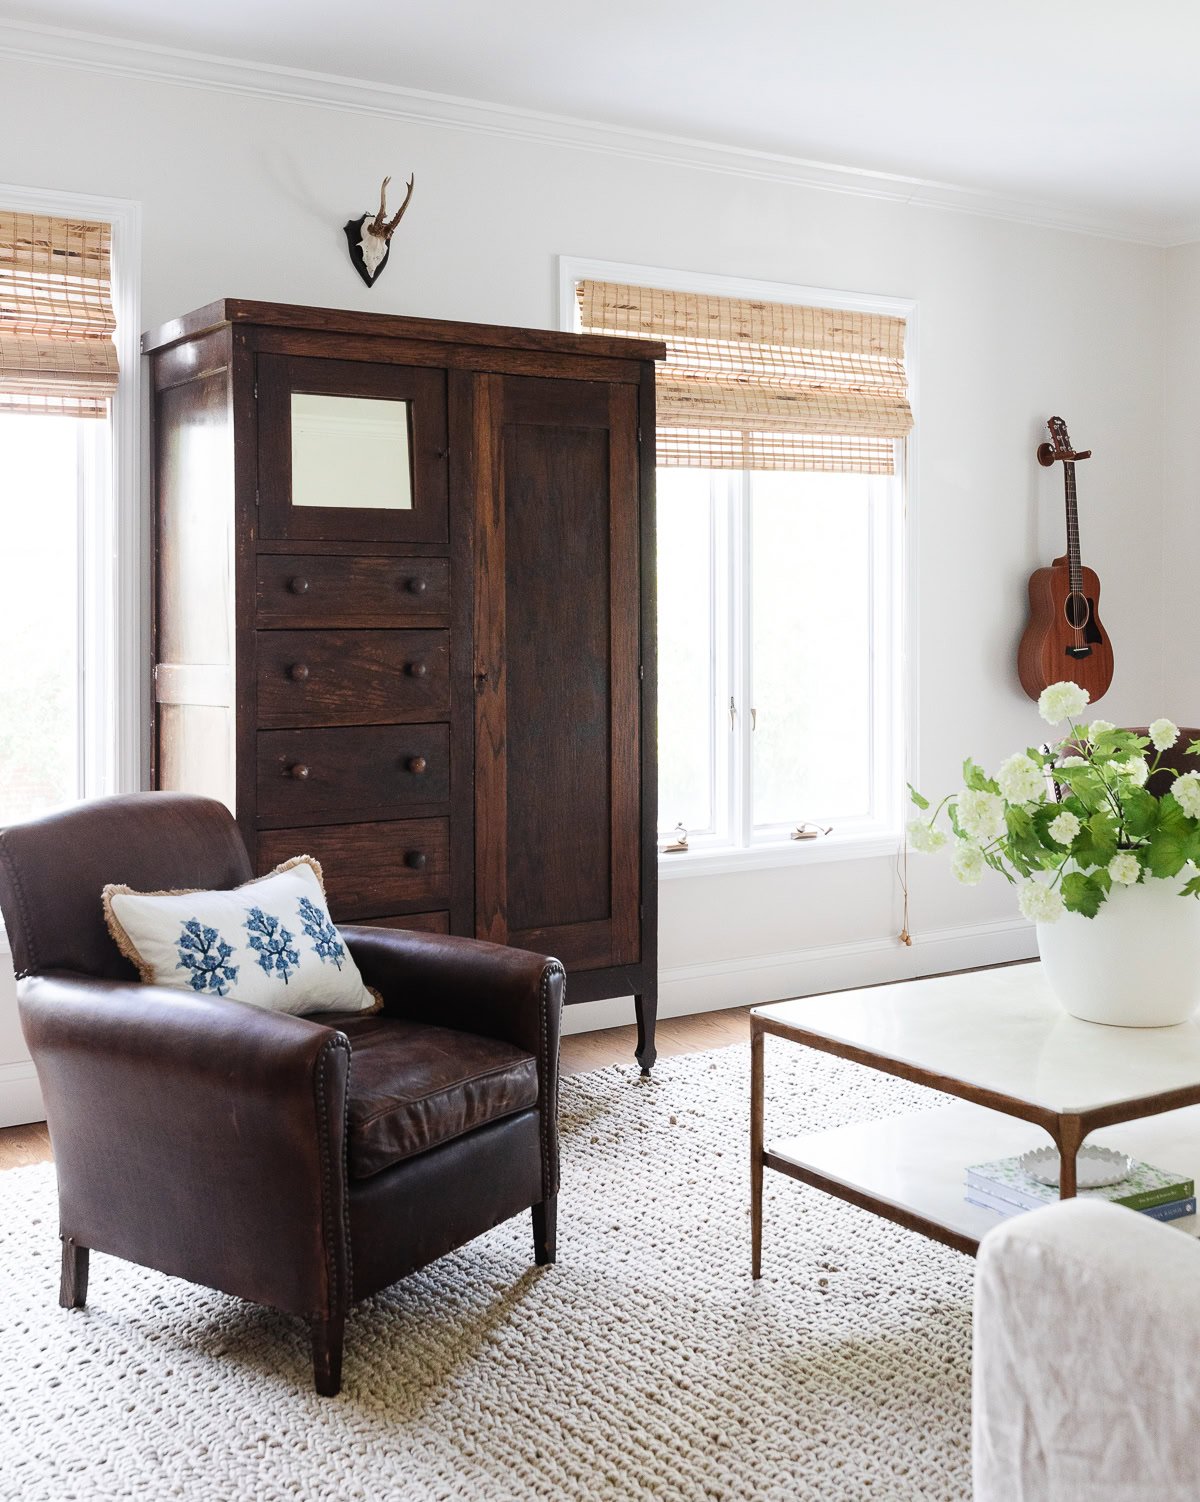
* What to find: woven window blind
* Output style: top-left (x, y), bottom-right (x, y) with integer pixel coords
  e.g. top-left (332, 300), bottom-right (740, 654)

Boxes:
top-left (577, 280), bottom-right (912, 474)
top-left (0, 212), bottom-right (119, 417)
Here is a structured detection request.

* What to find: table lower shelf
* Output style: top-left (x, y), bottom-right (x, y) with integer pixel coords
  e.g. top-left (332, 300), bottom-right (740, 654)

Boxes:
top-left (766, 1099), bottom-right (1200, 1255)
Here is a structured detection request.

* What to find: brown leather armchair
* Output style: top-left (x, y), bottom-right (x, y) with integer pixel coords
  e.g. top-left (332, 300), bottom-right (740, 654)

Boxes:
top-left (0, 792), bottom-right (564, 1396)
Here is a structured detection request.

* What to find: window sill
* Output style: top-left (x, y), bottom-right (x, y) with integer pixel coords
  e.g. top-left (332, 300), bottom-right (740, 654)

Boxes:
top-left (657, 830), bottom-right (902, 879)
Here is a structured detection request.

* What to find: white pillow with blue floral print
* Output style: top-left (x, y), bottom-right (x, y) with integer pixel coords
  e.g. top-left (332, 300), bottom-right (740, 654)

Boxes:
top-left (101, 856), bottom-right (378, 1015)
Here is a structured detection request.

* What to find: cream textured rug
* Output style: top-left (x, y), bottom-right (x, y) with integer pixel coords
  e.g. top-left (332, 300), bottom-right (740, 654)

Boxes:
top-left (0, 1043), bottom-right (972, 1502)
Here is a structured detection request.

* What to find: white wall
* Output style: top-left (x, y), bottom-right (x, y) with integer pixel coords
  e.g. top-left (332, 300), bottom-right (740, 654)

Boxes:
top-left (1163, 243), bottom-right (1200, 726)
top-left (0, 52), bottom-right (1171, 1116)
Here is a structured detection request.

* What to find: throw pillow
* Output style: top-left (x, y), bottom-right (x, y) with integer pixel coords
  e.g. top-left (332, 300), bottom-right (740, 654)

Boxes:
top-left (102, 856), bottom-right (378, 1016)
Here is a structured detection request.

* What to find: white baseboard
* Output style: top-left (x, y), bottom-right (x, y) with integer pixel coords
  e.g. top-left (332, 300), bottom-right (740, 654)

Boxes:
top-left (0, 1060), bottom-right (43, 1129)
top-left (561, 916), bottom-right (1036, 1035)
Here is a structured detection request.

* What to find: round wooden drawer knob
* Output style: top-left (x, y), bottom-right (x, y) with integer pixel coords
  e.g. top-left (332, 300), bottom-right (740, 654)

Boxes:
top-left (287, 576), bottom-right (309, 595)
top-left (406, 661), bottom-right (428, 678)
top-left (289, 663), bottom-right (310, 682)
top-left (407, 756), bottom-right (428, 775)
top-left (405, 576), bottom-right (428, 595)
top-left (404, 851), bottom-right (427, 871)
top-left (289, 763), bottom-right (310, 780)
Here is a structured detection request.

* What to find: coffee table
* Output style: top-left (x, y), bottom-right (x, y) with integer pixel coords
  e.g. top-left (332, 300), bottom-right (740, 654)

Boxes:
top-left (751, 962), bottom-right (1200, 1274)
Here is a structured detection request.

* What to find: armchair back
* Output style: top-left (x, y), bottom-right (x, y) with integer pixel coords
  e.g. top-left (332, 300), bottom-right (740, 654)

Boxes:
top-left (0, 792), bottom-right (253, 981)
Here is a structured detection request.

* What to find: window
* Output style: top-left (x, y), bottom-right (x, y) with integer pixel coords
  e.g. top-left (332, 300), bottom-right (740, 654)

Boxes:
top-left (567, 261), bottom-right (913, 870)
top-left (0, 196), bottom-right (140, 829)
top-left (657, 465), bottom-right (901, 855)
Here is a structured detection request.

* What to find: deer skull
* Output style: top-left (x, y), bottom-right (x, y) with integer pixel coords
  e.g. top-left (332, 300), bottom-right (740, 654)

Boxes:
top-left (344, 174), bottom-right (414, 288)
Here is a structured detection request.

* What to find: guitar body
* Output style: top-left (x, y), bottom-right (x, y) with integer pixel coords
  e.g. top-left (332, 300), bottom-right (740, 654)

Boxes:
top-left (1018, 556), bottom-right (1113, 701)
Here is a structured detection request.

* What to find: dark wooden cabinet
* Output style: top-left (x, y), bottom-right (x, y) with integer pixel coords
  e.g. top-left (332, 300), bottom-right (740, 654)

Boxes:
top-left (144, 300), bottom-right (663, 1070)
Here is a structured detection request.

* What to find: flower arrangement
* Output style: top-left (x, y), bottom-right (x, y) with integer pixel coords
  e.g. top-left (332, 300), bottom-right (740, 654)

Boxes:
top-left (908, 681), bottom-right (1200, 923)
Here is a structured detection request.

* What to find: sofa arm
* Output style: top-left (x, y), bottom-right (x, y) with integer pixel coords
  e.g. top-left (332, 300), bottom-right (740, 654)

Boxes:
top-left (19, 971), bottom-right (350, 1319)
top-left (342, 927), bottom-right (565, 1198)
top-left (973, 1199), bottom-right (1200, 1502)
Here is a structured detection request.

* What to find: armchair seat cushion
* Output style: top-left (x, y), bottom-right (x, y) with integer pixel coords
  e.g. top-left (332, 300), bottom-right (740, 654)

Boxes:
top-left (332, 1014), bottom-right (540, 1179)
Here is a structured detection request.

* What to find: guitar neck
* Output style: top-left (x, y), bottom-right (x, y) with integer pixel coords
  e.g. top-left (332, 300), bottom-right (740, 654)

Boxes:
top-left (1063, 461), bottom-right (1083, 595)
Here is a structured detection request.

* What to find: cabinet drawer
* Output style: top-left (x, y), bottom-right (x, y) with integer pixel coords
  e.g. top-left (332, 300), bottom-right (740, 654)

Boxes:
top-left (257, 819), bottom-right (450, 920)
top-left (256, 630), bottom-right (450, 727)
top-left (256, 556), bottom-right (450, 628)
top-left (257, 724), bottom-right (450, 821)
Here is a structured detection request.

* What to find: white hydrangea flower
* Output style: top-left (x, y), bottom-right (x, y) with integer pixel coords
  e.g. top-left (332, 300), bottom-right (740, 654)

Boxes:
top-left (951, 841), bottom-right (985, 885)
top-left (1038, 681), bottom-right (1090, 726)
top-left (1118, 757), bottom-right (1149, 787)
top-left (957, 788), bottom-right (1007, 843)
top-left (1175, 772), bottom-right (1200, 819)
top-left (1048, 810), bottom-right (1081, 846)
top-left (1150, 719), bottom-right (1180, 751)
top-left (996, 752), bottom-right (1045, 805)
top-left (1018, 879), bottom-right (1065, 924)
top-left (1108, 851), bottom-right (1141, 886)
top-left (907, 818), bottom-right (947, 854)
top-left (1059, 755), bottom-right (1088, 768)
top-left (1088, 720), bottom-right (1116, 739)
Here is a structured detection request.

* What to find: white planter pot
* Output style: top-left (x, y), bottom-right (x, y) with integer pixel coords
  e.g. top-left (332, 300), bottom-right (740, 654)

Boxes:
top-left (1037, 873), bottom-right (1200, 1027)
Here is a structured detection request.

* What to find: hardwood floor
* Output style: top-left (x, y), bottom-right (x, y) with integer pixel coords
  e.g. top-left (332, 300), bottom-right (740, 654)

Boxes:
top-left (0, 1008), bottom-right (752, 1172)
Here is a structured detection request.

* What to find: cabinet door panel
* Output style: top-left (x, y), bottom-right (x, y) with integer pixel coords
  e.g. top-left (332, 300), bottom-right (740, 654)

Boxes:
top-left (257, 355), bottom-right (448, 543)
top-left (474, 374), bottom-right (640, 970)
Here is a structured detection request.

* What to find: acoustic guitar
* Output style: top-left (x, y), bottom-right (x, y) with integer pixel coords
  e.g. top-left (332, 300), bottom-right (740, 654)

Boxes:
top-left (1017, 415), bottom-right (1113, 703)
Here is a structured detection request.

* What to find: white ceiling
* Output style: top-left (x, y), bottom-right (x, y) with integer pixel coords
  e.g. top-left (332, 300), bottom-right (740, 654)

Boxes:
top-left (3, 0), bottom-right (1198, 241)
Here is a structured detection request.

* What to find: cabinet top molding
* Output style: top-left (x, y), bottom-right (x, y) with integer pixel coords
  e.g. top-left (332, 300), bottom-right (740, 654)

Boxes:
top-left (141, 298), bottom-right (667, 362)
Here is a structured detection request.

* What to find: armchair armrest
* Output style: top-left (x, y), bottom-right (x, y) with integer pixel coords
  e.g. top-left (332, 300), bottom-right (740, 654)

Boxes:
top-left (19, 971), bottom-right (350, 1319)
top-left (341, 927), bottom-right (565, 1198)
top-left (973, 1199), bottom-right (1200, 1501)
top-left (341, 926), bottom-right (564, 1060)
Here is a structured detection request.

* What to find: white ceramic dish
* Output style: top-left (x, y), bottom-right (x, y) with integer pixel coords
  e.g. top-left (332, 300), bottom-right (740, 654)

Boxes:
top-left (1019, 1143), bottom-right (1133, 1189)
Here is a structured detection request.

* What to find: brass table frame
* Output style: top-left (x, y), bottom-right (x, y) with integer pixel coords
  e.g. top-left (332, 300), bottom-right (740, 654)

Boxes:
top-left (751, 1003), bottom-right (1200, 1274)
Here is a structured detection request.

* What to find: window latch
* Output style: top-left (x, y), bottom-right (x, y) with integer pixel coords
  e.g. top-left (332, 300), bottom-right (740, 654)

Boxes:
top-left (751, 707), bottom-right (757, 732)
top-left (729, 696), bottom-right (737, 731)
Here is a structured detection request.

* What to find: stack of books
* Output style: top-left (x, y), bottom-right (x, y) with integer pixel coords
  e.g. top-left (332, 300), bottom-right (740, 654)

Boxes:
top-left (966, 1155), bottom-right (1196, 1223)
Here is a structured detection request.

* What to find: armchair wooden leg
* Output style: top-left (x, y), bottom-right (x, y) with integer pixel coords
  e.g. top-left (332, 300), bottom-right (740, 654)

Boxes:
top-left (311, 1313), bottom-right (345, 1397)
top-left (59, 1238), bottom-right (89, 1309)
top-left (533, 1196), bottom-right (557, 1266)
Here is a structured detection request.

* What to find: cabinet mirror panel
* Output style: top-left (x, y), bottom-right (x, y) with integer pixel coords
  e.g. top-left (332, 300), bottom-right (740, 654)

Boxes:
top-left (290, 393), bottom-right (412, 510)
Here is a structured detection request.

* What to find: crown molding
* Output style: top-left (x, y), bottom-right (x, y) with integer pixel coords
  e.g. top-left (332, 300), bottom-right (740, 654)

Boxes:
top-left (0, 18), bottom-right (1181, 247)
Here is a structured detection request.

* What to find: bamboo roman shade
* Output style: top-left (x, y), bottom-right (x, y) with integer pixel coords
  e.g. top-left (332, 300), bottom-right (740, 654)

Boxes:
top-left (0, 212), bottom-right (118, 417)
top-left (577, 280), bottom-right (912, 473)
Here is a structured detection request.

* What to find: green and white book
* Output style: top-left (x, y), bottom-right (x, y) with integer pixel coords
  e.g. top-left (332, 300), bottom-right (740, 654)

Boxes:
top-left (966, 1155), bottom-right (1193, 1213)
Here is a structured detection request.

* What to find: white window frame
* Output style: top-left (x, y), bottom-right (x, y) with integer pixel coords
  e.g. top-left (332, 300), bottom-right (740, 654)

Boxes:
top-left (559, 255), bottom-right (918, 875)
top-left (0, 183), bottom-right (144, 812)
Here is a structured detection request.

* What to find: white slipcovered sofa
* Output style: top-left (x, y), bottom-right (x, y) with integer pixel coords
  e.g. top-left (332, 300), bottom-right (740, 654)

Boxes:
top-left (973, 1197), bottom-right (1199, 1501)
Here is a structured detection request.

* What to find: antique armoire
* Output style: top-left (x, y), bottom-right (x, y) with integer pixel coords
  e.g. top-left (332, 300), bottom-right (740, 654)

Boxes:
top-left (143, 300), bottom-right (663, 1071)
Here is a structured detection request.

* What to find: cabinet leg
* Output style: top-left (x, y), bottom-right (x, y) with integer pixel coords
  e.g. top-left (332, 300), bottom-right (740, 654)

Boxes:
top-left (635, 991), bottom-right (658, 1076)
top-left (59, 1238), bottom-right (89, 1309)
top-left (311, 1312), bottom-right (345, 1397)
top-left (533, 1196), bottom-right (557, 1266)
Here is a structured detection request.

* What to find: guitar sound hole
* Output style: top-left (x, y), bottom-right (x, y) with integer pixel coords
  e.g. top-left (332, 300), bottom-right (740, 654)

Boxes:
top-left (1063, 593), bottom-right (1091, 630)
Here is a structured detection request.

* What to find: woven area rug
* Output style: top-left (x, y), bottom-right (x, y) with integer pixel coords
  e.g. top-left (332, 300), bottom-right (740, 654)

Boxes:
top-left (0, 1042), bottom-right (972, 1502)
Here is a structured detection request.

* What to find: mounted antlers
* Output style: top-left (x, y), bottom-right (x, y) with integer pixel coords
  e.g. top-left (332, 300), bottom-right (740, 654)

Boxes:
top-left (369, 174), bottom-right (415, 243)
top-left (344, 172), bottom-right (416, 289)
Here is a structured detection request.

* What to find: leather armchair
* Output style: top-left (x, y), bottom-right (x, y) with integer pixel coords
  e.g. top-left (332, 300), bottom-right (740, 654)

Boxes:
top-left (0, 792), bottom-right (564, 1396)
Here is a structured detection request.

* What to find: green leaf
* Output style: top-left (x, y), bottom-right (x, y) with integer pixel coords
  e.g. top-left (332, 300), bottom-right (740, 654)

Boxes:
top-left (962, 758), bottom-right (999, 795)
top-left (1061, 870), bottom-right (1106, 918)
top-left (1146, 829), bottom-right (1190, 879)
top-left (907, 783), bottom-right (930, 811)
top-left (1072, 812), bottom-right (1119, 870)
top-left (1180, 875), bottom-right (1200, 899)
top-left (1121, 786), bottom-right (1157, 839)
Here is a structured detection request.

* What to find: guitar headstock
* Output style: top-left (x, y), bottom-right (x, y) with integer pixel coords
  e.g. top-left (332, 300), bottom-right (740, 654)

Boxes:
top-left (1037, 415), bottom-right (1091, 467)
top-left (1047, 416), bottom-right (1072, 457)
